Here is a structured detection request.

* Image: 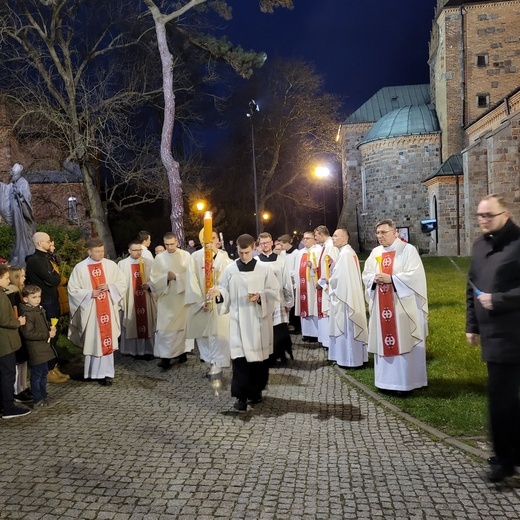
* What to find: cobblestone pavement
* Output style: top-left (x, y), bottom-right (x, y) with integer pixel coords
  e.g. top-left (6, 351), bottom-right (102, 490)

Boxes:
top-left (1, 337), bottom-right (520, 520)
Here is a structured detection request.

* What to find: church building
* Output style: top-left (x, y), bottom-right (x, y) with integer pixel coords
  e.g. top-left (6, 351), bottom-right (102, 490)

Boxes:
top-left (339, 0), bottom-right (520, 255)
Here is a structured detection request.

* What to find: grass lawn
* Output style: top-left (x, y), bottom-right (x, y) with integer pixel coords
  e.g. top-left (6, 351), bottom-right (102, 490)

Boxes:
top-left (348, 256), bottom-right (488, 438)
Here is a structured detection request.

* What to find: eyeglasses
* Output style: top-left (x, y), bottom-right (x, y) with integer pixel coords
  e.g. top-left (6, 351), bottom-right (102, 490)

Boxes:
top-left (302, 237), bottom-right (314, 240)
top-left (376, 230), bottom-right (392, 236)
top-left (129, 249), bottom-right (142, 252)
top-left (476, 211), bottom-right (505, 221)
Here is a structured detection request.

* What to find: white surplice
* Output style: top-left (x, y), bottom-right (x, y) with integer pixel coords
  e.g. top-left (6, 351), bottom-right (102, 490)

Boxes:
top-left (150, 248), bottom-right (191, 359)
top-left (328, 244), bottom-right (368, 367)
top-left (316, 237), bottom-right (339, 347)
top-left (217, 260), bottom-right (280, 362)
top-left (118, 256), bottom-right (156, 356)
top-left (362, 239), bottom-right (428, 391)
top-left (68, 257), bottom-right (127, 379)
top-left (185, 248), bottom-right (232, 368)
top-left (294, 245), bottom-right (322, 337)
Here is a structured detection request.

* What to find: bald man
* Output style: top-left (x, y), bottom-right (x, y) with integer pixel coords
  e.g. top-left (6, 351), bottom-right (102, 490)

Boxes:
top-left (25, 232), bottom-right (69, 383)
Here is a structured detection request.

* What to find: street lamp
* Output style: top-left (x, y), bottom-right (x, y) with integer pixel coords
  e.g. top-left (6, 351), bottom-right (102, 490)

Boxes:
top-left (195, 200), bottom-right (206, 212)
top-left (314, 166), bottom-right (331, 226)
top-left (247, 99), bottom-right (260, 236)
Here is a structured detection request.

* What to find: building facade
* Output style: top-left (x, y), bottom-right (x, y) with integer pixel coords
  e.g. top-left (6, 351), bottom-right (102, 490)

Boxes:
top-left (339, 0), bottom-right (519, 255)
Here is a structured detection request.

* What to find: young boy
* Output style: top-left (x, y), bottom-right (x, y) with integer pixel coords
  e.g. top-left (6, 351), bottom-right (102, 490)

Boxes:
top-left (0, 263), bottom-right (30, 419)
top-left (19, 285), bottom-right (57, 408)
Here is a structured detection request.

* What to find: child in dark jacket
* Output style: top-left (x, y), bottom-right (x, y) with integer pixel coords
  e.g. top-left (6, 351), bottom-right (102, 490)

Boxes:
top-left (19, 285), bottom-right (57, 408)
top-left (0, 264), bottom-right (30, 419)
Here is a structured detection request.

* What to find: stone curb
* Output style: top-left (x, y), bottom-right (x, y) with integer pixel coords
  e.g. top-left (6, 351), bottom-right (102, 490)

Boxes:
top-left (333, 364), bottom-right (490, 461)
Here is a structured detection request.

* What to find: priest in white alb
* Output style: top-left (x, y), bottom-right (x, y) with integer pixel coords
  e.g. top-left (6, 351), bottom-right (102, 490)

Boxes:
top-left (150, 232), bottom-right (191, 369)
top-left (118, 239), bottom-right (156, 359)
top-left (293, 231), bottom-right (321, 342)
top-left (314, 225), bottom-right (338, 349)
top-left (362, 219), bottom-right (428, 392)
top-left (328, 228), bottom-right (368, 367)
top-left (68, 238), bottom-right (127, 385)
top-left (185, 229), bottom-right (232, 372)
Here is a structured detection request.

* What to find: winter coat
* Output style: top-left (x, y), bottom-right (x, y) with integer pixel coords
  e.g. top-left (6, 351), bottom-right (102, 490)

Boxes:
top-left (18, 302), bottom-right (54, 366)
top-left (0, 290), bottom-right (22, 357)
top-left (466, 218), bottom-right (520, 363)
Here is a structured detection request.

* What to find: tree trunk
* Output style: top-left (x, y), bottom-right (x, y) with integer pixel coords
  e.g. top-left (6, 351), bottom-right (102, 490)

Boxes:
top-left (150, 7), bottom-right (185, 245)
top-left (81, 163), bottom-right (117, 259)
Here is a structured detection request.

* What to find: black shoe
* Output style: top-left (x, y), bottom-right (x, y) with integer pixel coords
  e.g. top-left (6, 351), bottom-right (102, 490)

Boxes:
top-left (98, 377), bottom-right (113, 386)
top-left (248, 395), bottom-right (263, 405)
top-left (14, 391), bottom-right (33, 404)
top-left (177, 353), bottom-right (188, 364)
top-left (157, 359), bottom-right (171, 369)
top-left (487, 463), bottom-right (515, 483)
top-left (2, 406), bottom-right (31, 419)
top-left (233, 399), bottom-right (247, 411)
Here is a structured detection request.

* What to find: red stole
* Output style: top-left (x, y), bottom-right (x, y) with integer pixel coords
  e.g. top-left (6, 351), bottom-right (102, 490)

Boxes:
top-left (377, 251), bottom-right (400, 357)
top-left (87, 263), bottom-right (113, 356)
top-left (298, 252), bottom-right (309, 318)
top-left (131, 263), bottom-right (149, 339)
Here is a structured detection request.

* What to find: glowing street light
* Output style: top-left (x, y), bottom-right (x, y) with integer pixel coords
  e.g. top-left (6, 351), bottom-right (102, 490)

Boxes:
top-left (315, 166), bottom-right (331, 179)
top-left (195, 201), bottom-right (206, 212)
top-left (314, 165), bottom-right (332, 226)
top-left (262, 211), bottom-right (270, 222)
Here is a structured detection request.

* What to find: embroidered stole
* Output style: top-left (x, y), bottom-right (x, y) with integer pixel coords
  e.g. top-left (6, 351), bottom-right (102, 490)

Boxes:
top-left (131, 262), bottom-right (149, 339)
top-left (87, 263), bottom-right (113, 356)
top-left (298, 252), bottom-right (309, 318)
top-left (377, 251), bottom-right (400, 357)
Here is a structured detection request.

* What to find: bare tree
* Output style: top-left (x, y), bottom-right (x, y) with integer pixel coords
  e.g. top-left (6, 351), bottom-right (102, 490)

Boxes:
top-left (0, 0), bottom-right (172, 257)
top-left (217, 58), bottom-right (342, 235)
top-left (142, 0), bottom-right (295, 244)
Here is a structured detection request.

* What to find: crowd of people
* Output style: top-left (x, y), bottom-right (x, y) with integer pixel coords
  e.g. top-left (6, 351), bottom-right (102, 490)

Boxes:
top-left (1, 194), bottom-right (518, 483)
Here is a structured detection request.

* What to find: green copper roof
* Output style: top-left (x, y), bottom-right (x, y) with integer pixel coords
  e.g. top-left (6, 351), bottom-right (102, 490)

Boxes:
top-left (357, 104), bottom-right (440, 146)
top-left (423, 154), bottom-right (463, 182)
top-left (343, 85), bottom-right (430, 124)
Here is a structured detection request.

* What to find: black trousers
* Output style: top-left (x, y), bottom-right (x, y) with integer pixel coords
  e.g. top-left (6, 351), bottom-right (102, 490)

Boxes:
top-left (0, 351), bottom-right (16, 413)
top-left (231, 357), bottom-right (269, 401)
top-left (41, 298), bottom-right (60, 369)
top-left (487, 362), bottom-right (520, 466)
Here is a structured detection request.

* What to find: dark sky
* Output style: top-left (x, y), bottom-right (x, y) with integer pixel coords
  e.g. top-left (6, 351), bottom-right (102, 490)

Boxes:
top-left (226, 0), bottom-right (438, 116)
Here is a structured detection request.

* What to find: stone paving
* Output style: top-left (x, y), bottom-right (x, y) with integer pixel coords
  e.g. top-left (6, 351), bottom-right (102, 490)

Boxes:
top-left (1, 337), bottom-right (520, 520)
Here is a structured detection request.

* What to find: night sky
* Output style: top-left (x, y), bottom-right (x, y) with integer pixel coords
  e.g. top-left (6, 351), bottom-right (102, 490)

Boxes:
top-left (226, 0), bottom-right (438, 115)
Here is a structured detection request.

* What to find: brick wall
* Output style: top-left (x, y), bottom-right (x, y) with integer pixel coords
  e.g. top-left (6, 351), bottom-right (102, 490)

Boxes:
top-left (463, 101), bottom-right (520, 254)
top-left (358, 134), bottom-right (441, 253)
top-left (425, 177), bottom-right (466, 255)
top-left (464, 2), bottom-right (520, 125)
top-left (339, 122), bottom-right (372, 251)
top-left (432, 9), bottom-right (466, 160)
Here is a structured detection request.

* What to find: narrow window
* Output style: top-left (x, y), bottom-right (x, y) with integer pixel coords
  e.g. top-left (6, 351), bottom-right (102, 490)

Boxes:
top-left (476, 54), bottom-right (488, 67)
top-left (476, 93), bottom-right (489, 108)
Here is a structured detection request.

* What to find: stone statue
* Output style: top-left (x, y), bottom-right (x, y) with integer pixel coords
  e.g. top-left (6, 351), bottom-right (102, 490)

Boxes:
top-left (0, 163), bottom-right (36, 266)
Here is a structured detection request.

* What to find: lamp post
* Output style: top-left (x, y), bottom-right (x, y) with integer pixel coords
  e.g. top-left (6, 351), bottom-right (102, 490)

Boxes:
top-left (247, 99), bottom-right (260, 236)
top-left (315, 166), bottom-right (331, 226)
